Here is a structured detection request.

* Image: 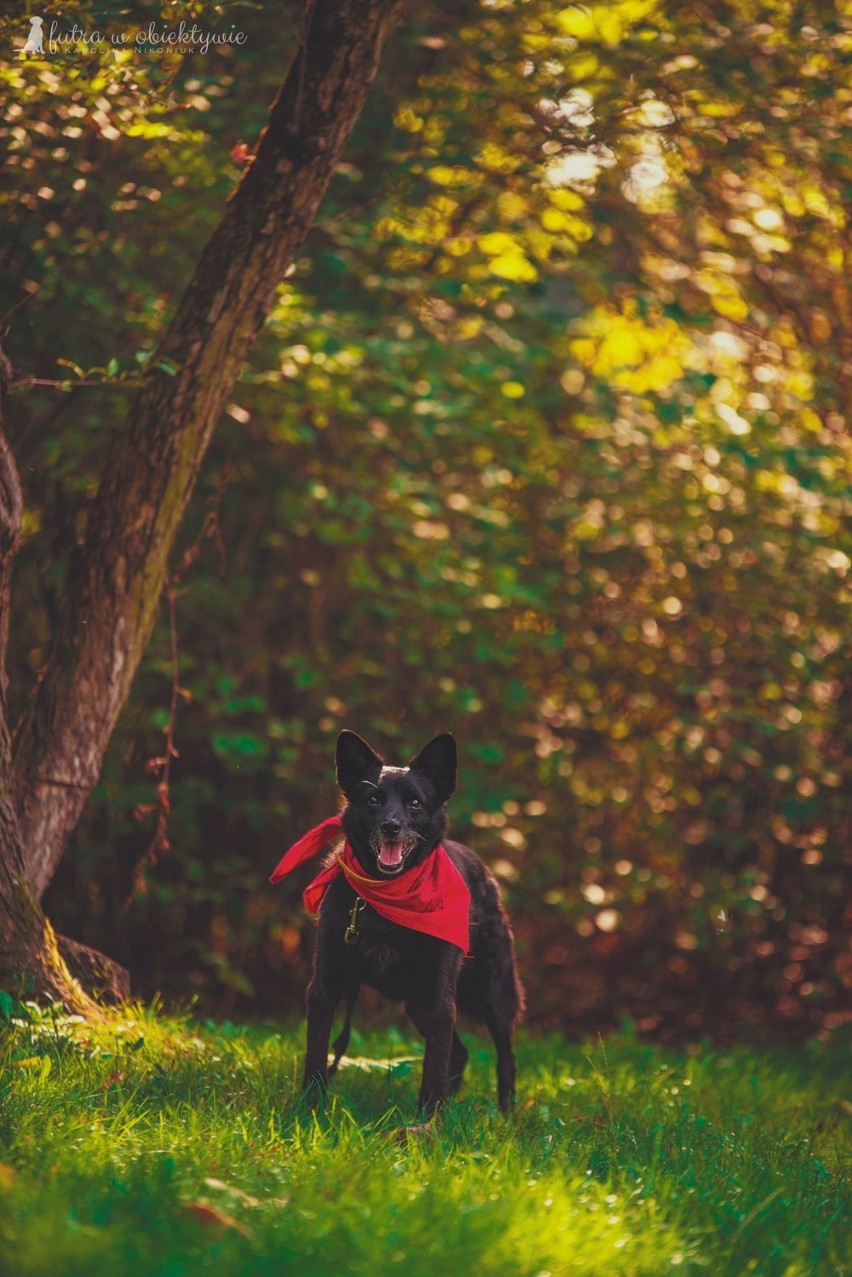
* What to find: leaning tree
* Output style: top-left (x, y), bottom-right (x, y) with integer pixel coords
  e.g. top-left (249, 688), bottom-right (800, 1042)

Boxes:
top-left (0, 0), bottom-right (400, 1010)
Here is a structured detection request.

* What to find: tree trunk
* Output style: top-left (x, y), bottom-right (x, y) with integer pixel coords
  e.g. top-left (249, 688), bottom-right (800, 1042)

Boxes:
top-left (0, 352), bottom-right (96, 1010)
top-left (13, 0), bottom-right (401, 901)
top-left (0, 825), bottom-right (96, 1013)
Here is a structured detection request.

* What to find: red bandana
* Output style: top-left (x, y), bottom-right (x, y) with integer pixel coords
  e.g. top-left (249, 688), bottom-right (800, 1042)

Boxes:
top-left (269, 815), bottom-right (470, 954)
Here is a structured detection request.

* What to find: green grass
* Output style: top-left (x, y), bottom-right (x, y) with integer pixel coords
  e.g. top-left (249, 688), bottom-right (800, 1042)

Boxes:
top-left (0, 1003), bottom-right (849, 1276)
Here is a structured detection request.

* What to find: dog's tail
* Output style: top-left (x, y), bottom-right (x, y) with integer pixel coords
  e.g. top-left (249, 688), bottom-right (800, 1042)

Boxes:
top-left (328, 988), bottom-right (358, 1076)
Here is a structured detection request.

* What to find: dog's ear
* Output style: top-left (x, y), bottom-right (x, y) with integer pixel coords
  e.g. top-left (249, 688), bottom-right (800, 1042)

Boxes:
top-left (409, 733), bottom-right (457, 805)
top-left (336, 730), bottom-right (383, 798)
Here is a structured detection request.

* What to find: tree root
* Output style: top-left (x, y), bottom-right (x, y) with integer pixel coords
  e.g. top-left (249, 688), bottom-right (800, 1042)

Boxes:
top-left (56, 935), bottom-right (130, 1005)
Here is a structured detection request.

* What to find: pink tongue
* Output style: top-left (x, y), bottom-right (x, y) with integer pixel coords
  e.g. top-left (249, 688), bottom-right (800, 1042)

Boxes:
top-left (379, 841), bottom-right (403, 868)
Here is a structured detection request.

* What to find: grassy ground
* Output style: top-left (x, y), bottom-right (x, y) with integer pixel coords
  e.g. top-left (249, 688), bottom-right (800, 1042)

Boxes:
top-left (0, 1002), bottom-right (848, 1276)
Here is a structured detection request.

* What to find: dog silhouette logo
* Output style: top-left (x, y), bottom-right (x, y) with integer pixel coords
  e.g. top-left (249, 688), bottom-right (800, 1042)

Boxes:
top-left (23, 16), bottom-right (44, 54)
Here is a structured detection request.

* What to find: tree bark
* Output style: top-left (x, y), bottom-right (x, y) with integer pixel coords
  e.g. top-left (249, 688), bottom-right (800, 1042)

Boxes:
top-left (13, 0), bottom-right (400, 901)
top-left (0, 350), bottom-right (21, 699)
top-left (0, 351), bottom-right (97, 1010)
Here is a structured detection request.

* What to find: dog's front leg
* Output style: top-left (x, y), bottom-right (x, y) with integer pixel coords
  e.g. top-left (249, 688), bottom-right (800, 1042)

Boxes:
top-left (302, 976), bottom-right (338, 1098)
top-left (407, 994), bottom-right (457, 1117)
top-left (302, 889), bottom-right (350, 1101)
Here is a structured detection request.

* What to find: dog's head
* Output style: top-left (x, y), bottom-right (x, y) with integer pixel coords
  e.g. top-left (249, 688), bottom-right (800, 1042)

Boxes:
top-left (336, 730), bottom-right (457, 878)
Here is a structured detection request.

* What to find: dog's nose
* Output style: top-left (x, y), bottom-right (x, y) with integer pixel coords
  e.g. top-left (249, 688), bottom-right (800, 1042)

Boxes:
top-left (381, 818), bottom-right (401, 838)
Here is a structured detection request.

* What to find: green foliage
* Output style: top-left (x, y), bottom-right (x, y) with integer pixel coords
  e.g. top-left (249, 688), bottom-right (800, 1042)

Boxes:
top-left (1, 2), bottom-right (850, 1031)
top-left (0, 1009), bottom-right (849, 1275)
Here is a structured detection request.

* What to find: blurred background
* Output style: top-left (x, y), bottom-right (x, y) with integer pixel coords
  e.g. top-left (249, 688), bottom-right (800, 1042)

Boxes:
top-left (1, 0), bottom-right (849, 1041)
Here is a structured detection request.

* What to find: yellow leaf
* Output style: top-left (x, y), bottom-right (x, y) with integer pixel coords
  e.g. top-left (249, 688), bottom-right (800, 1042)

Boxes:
top-left (455, 316), bottom-right (483, 340)
top-left (497, 191), bottom-right (528, 221)
top-left (598, 328), bottom-right (644, 369)
top-left (476, 143), bottom-right (519, 174)
top-left (557, 5), bottom-right (622, 44)
top-left (542, 207), bottom-right (573, 233)
top-left (427, 165), bottom-right (466, 186)
top-left (394, 106), bottom-right (423, 133)
top-left (787, 372), bottom-right (814, 400)
top-left (570, 338), bottom-right (597, 365)
top-left (596, 11), bottom-right (624, 44)
top-left (711, 293), bottom-right (749, 321)
top-left (478, 232), bottom-right (516, 256)
top-left (566, 53), bottom-right (600, 82)
top-left (557, 8), bottom-right (598, 40)
top-left (696, 101), bottom-right (737, 118)
top-left (488, 251), bottom-right (538, 282)
top-left (627, 354), bottom-right (685, 392)
top-left (549, 189), bottom-right (585, 212)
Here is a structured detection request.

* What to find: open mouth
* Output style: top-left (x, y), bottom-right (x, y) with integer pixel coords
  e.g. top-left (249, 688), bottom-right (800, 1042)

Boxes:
top-left (376, 840), bottom-right (408, 876)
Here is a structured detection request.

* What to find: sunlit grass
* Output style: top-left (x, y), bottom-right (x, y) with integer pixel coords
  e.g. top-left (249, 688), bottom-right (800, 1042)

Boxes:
top-left (0, 1003), bottom-right (848, 1275)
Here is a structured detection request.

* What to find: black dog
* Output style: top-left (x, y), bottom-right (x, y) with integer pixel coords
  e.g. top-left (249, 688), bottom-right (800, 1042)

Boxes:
top-left (302, 731), bottom-right (524, 1114)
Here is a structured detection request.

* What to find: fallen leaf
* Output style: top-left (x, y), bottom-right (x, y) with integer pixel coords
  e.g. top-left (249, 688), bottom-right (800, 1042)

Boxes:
top-left (203, 1177), bottom-right (260, 1208)
top-left (335, 1054), bottom-right (420, 1073)
top-left (182, 1201), bottom-right (253, 1238)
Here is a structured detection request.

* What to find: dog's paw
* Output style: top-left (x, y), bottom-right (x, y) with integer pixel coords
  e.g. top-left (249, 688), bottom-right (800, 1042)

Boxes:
top-left (299, 1079), bottom-right (329, 1111)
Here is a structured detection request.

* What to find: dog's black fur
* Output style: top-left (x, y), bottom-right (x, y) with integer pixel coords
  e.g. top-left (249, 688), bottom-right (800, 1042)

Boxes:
top-left (302, 731), bottom-right (525, 1114)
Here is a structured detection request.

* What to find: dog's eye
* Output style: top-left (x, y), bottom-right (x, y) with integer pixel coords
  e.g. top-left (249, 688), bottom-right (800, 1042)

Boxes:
top-left (367, 794), bottom-right (380, 806)
top-left (408, 797), bottom-right (421, 809)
